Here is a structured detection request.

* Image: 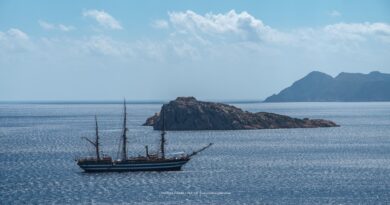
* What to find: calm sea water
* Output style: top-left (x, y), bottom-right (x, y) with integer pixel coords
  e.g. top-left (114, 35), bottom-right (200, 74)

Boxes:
top-left (1, 102), bottom-right (390, 204)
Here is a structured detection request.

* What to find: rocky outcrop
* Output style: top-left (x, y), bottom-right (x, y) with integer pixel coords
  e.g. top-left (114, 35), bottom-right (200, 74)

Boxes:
top-left (143, 97), bottom-right (339, 130)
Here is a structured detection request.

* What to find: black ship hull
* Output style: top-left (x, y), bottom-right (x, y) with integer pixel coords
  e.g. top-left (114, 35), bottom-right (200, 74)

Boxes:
top-left (77, 158), bottom-right (190, 172)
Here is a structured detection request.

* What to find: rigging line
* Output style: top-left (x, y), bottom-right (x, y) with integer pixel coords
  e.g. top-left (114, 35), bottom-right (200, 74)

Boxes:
top-left (84, 139), bottom-right (94, 157)
top-left (115, 111), bottom-right (123, 160)
top-left (117, 100), bottom-right (127, 160)
top-left (116, 127), bottom-right (122, 160)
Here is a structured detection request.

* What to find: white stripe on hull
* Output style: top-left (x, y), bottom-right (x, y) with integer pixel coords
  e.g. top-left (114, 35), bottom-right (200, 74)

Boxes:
top-left (80, 161), bottom-right (186, 167)
top-left (78, 161), bottom-right (188, 172)
top-left (81, 164), bottom-right (184, 171)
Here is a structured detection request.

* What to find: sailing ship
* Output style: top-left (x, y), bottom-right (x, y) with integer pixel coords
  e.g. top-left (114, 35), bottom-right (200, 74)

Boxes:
top-left (76, 100), bottom-right (213, 172)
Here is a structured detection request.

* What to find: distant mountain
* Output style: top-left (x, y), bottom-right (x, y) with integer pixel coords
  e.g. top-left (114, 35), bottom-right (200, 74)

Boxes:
top-left (264, 71), bottom-right (390, 102)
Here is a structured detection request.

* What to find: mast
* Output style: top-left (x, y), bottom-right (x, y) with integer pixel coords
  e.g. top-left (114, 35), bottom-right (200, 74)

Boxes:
top-left (95, 115), bottom-right (100, 160)
top-left (121, 99), bottom-right (128, 160)
top-left (160, 106), bottom-right (166, 159)
top-left (82, 115), bottom-right (101, 161)
top-left (145, 145), bottom-right (149, 158)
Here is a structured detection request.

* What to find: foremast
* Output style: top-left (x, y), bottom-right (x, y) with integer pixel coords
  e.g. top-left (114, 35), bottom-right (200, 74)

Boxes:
top-left (121, 99), bottom-right (128, 160)
top-left (160, 105), bottom-right (166, 159)
top-left (82, 115), bottom-right (100, 160)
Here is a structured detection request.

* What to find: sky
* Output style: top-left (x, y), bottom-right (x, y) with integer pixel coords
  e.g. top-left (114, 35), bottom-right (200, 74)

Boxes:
top-left (1, 0), bottom-right (390, 101)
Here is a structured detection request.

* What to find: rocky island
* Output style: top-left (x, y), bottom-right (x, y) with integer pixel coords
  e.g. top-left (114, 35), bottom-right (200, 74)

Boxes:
top-left (143, 97), bottom-right (338, 130)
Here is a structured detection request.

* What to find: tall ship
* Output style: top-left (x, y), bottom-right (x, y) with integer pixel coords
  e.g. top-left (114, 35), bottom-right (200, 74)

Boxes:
top-left (76, 100), bottom-right (213, 172)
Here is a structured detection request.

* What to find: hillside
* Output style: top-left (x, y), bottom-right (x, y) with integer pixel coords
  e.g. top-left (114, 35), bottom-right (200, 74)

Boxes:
top-left (264, 71), bottom-right (390, 102)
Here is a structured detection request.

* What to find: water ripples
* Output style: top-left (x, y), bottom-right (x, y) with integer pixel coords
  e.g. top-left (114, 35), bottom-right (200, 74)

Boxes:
top-left (1, 103), bottom-right (390, 204)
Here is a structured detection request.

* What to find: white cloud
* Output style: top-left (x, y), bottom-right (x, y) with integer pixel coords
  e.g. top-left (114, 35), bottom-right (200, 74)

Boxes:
top-left (152, 20), bottom-right (169, 29)
top-left (83, 10), bottom-right (122, 30)
top-left (38, 20), bottom-right (54, 30)
top-left (164, 10), bottom-right (390, 46)
top-left (2, 10), bottom-right (385, 64)
top-left (38, 20), bottom-right (75, 31)
top-left (168, 10), bottom-right (289, 43)
top-left (58, 24), bottom-right (74, 32)
top-left (83, 35), bottom-right (133, 56)
top-left (0, 28), bottom-right (33, 54)
top-left (324, 22), bottom-right (390, 42)
top-left (329, 10), bottom-right (341, 17)
top-left (6, 28), bottom-right (29, 40)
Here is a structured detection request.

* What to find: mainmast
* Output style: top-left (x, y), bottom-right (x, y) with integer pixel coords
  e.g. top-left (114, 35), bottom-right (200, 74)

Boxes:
top-left (121, 99), bottom-right (128, 160)
top-left (95, 115), bottom-right (100, 160)
top-left (160, 106), bottom-right (166, 159)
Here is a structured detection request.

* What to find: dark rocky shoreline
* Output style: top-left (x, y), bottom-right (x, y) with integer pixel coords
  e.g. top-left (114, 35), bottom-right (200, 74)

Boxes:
top-left (143, 97), bottom-right (339, 130)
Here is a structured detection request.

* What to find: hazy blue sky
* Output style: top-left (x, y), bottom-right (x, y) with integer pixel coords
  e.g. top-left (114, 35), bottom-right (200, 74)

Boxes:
top-left (1, 0), bottom-right (390, 101)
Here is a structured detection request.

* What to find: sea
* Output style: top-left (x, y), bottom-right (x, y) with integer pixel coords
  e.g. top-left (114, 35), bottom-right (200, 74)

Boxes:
top-left (0, 102), bottom-right (390, 204)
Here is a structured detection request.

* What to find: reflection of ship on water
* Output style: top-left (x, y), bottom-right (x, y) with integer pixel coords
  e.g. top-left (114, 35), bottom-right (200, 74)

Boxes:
top-left (76, 100), bottom-right (213, 172)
